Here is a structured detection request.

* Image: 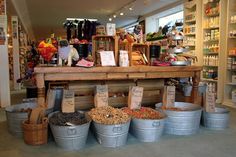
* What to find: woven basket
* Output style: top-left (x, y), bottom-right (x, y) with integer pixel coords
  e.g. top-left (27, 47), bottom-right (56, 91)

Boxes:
top-left (22, 118), bottom-right (48, 145)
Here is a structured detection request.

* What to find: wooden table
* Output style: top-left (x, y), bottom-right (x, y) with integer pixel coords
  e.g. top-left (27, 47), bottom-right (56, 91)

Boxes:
top-left (34, 66), bottom-right (202, 107)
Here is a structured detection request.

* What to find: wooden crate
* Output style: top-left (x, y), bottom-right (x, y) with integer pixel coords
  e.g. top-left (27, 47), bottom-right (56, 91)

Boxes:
top-left (137, 79), bottom-right (164, 106)
top-left (129, 43), bottom-right (150, 66)
top-left (92, 35), bottom-right (119, 66)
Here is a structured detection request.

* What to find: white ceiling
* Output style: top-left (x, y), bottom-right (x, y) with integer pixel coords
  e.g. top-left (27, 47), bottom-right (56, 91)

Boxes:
top-left (9, 0), bottom-right (181, 40)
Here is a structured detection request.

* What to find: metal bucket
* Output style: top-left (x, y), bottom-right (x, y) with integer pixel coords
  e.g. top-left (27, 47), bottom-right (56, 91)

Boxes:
top-left (93, 120), bottom-right (131, 148)
top-left (156, 102), bottom-right (202, 135)
top-left (202, 107), bottom-right (230, 130)
top-left (48, 112), bottom-right (91, 150)
top-left (5, 102), bottom-right (37, 137)
top-left (130, 116), bottom-right (166, 142)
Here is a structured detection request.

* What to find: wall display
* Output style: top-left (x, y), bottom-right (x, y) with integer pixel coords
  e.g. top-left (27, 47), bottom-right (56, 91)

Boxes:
top-left (0, 0), bottom-right (5, 15)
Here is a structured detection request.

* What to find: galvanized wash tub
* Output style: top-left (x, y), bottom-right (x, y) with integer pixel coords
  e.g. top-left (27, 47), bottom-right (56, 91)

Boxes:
top-left (130, 116), bottom-right (166, 142)
top-left (93, 120), bottom-right (131, 148)
top-left (156, 102), bottom-right (202, 135)
top-left (49, 111), bottom-right (91, 150)
top-left (202, 107), bottom-right (230, 130)
top-left (5, 102), bottom-right (37, 137)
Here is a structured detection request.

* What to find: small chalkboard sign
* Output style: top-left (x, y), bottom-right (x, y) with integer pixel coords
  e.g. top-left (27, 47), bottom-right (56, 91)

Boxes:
top-left (94, 85), bottom-right (109, 108)
top-left (128, 86), bottom-right (143, 110)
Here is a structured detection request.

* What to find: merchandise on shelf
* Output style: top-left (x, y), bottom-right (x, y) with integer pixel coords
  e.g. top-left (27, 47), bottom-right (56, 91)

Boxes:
top-left (184, 25), bottom-right (196, 34)
top-left (204, 29), bottom-right (219, 41)
top-left (203, 44), bottom-right (219, 54)
top-left (203, 17), bottom-right (219, 28)
top-left (229, 48), bottom-right (236, 56)
top-left (202, 68), bottom-right (218, 80)
top-left (229, 30), bottom-right (236, 38)
top-left (230, 15), bottom-right (236, 23)
top-left (203, 55), bottom-right (219, 66)
top-left (204, 0), bottom-right (220, 16)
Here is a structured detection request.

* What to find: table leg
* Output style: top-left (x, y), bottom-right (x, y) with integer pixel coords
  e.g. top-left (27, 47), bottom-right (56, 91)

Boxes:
top-left (192, 71), bottom-right (200, 105)
top-left (36, 74), bottom-right (45, 107)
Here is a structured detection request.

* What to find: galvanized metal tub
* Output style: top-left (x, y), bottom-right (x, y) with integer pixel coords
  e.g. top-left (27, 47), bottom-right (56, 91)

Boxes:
top-left (202, 107), bottom-right (230, 130)
top-left (48, 111), bottom-right (91, 150)
top-left (5, 102), bottom-right (37, 137)
top-left (156, 102), bottom-right (202, 135)
top-left (130, 115), bottom-right (166, 142)
top-left (93, 120), bottom-right (131, 148)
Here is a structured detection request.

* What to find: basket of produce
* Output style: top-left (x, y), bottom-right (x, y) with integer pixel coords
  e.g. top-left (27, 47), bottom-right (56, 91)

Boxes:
top-left (122, 107), bottom-right (166, 142)
top-left (156, 102), bottom-right (202, 135)
top-left (88, 106), bottom-right (131, 148)
top-left (49, 111), bottom-right (91, 150)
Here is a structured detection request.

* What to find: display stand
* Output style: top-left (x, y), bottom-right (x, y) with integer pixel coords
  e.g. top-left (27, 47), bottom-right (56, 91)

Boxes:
top-left (34, 66), bottom-right (202, 109)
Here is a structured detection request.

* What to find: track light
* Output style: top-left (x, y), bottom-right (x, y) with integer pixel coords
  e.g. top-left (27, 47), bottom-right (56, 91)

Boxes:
top-left (113, 14), bottom-right (117, 18)
top-left (120, 12), bottom-right (124, 16)
top-left (109, 18), bottom-right (112, 21)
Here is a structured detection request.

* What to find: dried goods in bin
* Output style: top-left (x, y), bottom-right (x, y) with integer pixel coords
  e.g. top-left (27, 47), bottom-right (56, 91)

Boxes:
top-left (88, 106), bottom-right (130, 125)
top-left (122, 107), bottom-right (164, 119)
top-left (49, 112), bottom-right (88, 126)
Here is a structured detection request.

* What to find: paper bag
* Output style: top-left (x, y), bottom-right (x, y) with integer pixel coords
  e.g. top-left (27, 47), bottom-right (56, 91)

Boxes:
top-left (62, 90), bottom-right (75, 113)
top-left (94, 85), bottom-right (109, 108)
top-left (162, 86), bottom-right (175, 107)
top-left (128, 86), bottom-right (143, 110)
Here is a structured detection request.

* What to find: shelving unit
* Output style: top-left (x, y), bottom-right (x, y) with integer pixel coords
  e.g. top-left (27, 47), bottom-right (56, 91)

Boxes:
top-left (19, 30), bottom-right (28, 78)
top-left (201, 0), bottom-right (227, 103)
top-left (183, 0), bottom-right (202, 66)
top-left (223, 0), bottom-right (236, 108)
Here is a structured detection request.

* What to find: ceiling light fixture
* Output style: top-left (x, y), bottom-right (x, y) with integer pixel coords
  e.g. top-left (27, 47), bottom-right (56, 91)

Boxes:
top-left (120, 12), bottom-right (124, 16)
top-left (113, 14), bottom-right (117, 18)
top-left (129, 7), bottom-right (133, 11)
top-left (109, 18), bottom-right (112, 21)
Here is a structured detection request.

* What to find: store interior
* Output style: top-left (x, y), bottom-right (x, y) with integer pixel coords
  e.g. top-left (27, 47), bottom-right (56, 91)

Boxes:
top-left (0, 0), bottom-right (236, 156)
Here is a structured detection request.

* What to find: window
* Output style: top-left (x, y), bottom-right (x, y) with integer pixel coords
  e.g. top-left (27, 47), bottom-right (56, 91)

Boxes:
top-left (145, 4), bottom-right (183, 34)
top-left (158, 11), bottom-right (183, 28)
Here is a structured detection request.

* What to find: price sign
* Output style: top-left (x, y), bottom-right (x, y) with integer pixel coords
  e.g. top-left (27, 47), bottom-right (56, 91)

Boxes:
top-left (94, 85), bottom-right (109, 108)
top-left (62, 90), bottom-right (75, 113)
top-left (163, 86), bottom-right (175, 107)
top-left (128, 86), bottom-right (143, 110)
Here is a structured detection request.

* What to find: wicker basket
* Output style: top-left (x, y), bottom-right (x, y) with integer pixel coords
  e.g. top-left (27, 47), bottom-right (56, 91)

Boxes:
top-left (22, 118), bottom-right (48, 145)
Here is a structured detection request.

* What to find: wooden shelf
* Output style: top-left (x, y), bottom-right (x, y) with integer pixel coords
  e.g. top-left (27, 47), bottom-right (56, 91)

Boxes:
top-left (226, 82), bottom-right (236, 85)
top-left (203, 26), bottom-right (220, 30)
top-left (184, 33), bottom-right (196, 36)
top-left (203, 65), bottom-right (218, 67)
top-left (203, 39), bottom-right (219, 43)
top-left (205, 13), bottom-right (220, 17)
top-left (203, 52), bottom-right (219, 55)
top-left (201, 78), bottom-right (218, 82)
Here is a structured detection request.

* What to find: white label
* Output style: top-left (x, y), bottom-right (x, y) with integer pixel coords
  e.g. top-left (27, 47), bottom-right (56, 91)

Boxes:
top-left (163, 86), bottom-right (175, 107)
top-left (100, 51), bottom-right (116, 66)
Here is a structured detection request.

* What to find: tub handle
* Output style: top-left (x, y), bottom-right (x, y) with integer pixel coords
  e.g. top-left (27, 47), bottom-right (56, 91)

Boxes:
top-left (113, 127), bottom-right (122, 133)
top-left (152, 121), bottom-right (160, 127)
top-left (67, 128), bottom-right (77, 135)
